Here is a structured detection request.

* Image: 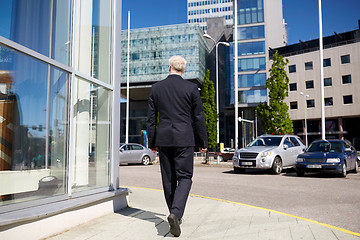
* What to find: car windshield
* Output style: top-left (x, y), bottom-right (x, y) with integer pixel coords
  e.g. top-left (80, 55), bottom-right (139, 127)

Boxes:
top-left (248, 137), bottom-right (282, 147)
top-left (306, 141), bottom-right (342, 153)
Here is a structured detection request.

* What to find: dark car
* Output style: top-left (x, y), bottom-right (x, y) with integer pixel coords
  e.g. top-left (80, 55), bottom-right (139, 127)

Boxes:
top-left (296, 139), bottom-right (358, 177)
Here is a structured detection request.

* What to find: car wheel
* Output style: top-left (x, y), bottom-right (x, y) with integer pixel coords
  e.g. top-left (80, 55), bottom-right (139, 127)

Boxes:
top-left (271, 157), bottom-right (283, 175)
top-left (340, 161), bottom-right (347, 178)
top-left (218, 155), bottom-right (223, 162)
top-left (296, 170), bottom-right (305, 177)
top-left (234, 167), bottom-right (245, 174)
top-left (352, 160), bottom-right (358, 173)
top-left (142, 155), bottom-right (150, 165)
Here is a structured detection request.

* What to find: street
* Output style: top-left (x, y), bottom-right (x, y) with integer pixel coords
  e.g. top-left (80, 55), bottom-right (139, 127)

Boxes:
top-left (119, 162), bottom-right (360, 234)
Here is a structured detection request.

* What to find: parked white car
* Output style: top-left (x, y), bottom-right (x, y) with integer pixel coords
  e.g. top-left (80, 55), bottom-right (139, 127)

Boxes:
top-left (119, 143), bottom-right (156, 165)
top-left (232, 134), bottom-right (306, 174)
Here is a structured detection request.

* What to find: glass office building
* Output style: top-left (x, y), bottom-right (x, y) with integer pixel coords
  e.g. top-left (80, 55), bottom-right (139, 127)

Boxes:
top-left (120, 24), bottom-right (208, 143)
top-left (121, 24), bottom-right (207, 84)
top-left (236, 0), bottom-right (267, 105)
top-left (0, 0), bottom-right (122, 225)
top-left (232, 0), bottom-right (287, 147)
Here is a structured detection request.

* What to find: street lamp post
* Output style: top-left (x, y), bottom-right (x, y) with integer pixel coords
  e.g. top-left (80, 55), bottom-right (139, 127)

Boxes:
top-left (300, 92), bottom-right (309, 147)
top-left (318, 0), bottom-right (326, 140)
top-left (203, 33), bottom-right (230, 145)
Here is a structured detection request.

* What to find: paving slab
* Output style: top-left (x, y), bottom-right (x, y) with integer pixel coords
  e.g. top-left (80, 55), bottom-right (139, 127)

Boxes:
top-left (47, 187), bottom-right (360, 240)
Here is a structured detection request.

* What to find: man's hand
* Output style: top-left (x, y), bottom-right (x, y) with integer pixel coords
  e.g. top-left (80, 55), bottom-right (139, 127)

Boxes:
top-left (199, 148), bottom-right (207, 154)
top-left (150, 147), bottom-right (158, 153)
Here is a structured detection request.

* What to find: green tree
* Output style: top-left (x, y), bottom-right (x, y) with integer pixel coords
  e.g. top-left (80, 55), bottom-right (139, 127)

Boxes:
top-left (256, 51), bottom-right (293, 134)
top-left (200, 69), bottom-right (217, 151)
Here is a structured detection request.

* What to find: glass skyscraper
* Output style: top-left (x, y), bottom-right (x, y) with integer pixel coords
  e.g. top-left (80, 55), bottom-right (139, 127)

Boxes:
top-left (233, 0), bottom-right (287, 146)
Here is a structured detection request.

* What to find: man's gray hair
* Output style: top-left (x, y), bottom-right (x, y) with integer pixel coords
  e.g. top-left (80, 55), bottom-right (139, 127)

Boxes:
top-left (169, 56), bottom-right (187, 73)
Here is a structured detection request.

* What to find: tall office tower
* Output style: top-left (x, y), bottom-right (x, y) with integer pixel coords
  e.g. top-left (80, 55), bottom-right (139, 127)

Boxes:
top-left (187, 0), bottom-right (234, 31)
top-left (234, 0), bottom-right (287, 146)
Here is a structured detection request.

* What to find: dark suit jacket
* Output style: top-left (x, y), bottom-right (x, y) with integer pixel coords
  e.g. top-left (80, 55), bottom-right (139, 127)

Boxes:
top-left (147, 74), bottom-right (208, 149)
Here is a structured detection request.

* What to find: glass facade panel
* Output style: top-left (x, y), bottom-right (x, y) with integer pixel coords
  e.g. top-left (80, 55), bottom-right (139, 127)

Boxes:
top-left (72, 77), bottom-right (111, 192)
top-left (0, 0), bottom-right (72, 65)
top-left (0, 44), bottom-right (68, 205)
top-left (51, 1), bottom-right (72, 65)
top-left (239, 89), bottom-right (267, 104)
top-left (75, 0), bottom-right (113, 84)
top-left (237, 0), bottom-right (264, 25)
top-left (49, 66), bottom-right (69, 189)
top-left (238, 57), bottom-right (266, 71)
top-left (238, 41), bottom-right (265, 56)
top-left (225, 42), bottom-right (234, 106)
top-left (238, 25), bottom-right (265, 40)
top-left (239, 73), bottom-right (266, 87)
top-left (121, 24), bottom-right (207, 83)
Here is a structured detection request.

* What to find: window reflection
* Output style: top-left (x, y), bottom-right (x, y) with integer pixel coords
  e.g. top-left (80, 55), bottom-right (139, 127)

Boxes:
top-left (72, 77), bottom-right (111, 192)
top-left (237, 0), bottom-right (264, 25)
top-left (0, 0), bottom-right (71, 65)
top-left (238, 57), bottom-right (266, 71)
top-left (239, 89), bottom-right (267, 104)
top-left (0, 44), bottom-right (68, 205)
top-left (75, 0), bottom-right (112, 84)
top-left (238, 41), bottom-right (265, 56)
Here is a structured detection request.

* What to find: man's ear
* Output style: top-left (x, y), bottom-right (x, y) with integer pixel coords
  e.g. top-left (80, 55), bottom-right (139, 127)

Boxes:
top-left (168, 66), bottom-right (171, 74)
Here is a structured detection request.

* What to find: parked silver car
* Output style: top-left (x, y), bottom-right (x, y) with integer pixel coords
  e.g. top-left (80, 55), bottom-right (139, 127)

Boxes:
top-left (232, 134), bottom-right (306, 174)
top-left (119, 143), bottom-right (156, 165)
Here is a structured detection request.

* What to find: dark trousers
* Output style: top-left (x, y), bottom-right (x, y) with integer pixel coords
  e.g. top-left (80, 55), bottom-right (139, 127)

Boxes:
top-left (159, 146), bottom-right (194, 219)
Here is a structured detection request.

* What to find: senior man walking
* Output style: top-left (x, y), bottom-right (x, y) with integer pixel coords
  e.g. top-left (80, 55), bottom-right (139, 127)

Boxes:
top-left (147, 56), bottom-right (208, 237)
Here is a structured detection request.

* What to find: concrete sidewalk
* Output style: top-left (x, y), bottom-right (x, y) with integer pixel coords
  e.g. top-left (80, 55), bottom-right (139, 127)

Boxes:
top-left (47, 187), bottom-right (360, 240)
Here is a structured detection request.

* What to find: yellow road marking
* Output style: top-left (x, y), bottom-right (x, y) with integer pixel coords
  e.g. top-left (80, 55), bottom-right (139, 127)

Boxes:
top-left (121, 185), bottom-right (360, 237)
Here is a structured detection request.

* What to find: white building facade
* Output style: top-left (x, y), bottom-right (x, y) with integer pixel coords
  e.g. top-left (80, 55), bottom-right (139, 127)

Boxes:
top-left (187, 0), bottom-right (234, 31)
top-left (273, 26), bottom-right (360, 149)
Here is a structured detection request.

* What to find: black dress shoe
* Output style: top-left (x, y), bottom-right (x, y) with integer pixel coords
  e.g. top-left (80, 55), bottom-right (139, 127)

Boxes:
top-left (167, 213), bottom-right (181, 237)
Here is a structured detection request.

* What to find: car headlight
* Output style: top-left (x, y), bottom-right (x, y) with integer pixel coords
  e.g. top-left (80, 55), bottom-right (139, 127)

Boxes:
top-left (260, 151), bottom-right (271, 157)
top-left (233, 152), bottom-right (238, 158)
top-left (327, 158), bottom-right (340, 163)
top-left (296, 157), bottom-right (304, 162)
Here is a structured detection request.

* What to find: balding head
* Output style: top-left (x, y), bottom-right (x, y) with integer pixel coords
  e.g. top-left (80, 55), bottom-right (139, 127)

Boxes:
top-left (169, 56), bottom-right (187, 75)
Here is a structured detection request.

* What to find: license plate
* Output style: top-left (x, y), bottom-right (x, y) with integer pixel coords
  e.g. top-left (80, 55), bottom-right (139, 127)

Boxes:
top-left (241, 162), bottom-right (252, 166)
top-left (307, 164), bottom-right (322, 169)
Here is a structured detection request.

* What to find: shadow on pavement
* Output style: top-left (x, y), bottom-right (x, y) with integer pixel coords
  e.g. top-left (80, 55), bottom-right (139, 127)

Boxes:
top-left (115, 207), bottom-right (169, 237)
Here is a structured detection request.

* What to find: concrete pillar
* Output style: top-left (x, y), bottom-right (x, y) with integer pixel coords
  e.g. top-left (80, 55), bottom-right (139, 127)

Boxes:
top-left (338, 117), bottom-right (344, 140)
top-left (302, 119), bottom-right (306, 143)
